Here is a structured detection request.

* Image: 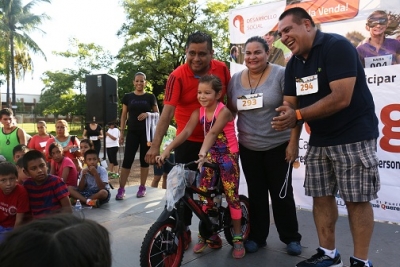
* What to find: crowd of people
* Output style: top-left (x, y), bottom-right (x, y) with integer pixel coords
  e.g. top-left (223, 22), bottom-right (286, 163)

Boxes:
top-left (1, 6), bottom-right (394, 267)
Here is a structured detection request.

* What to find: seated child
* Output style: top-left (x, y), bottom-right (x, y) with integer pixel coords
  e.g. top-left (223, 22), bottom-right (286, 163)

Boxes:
top-left (69, 149), bottom-right (111, 207)
top-left (22, 150), bottom-right (72, 218)
top-left (12, 144), bottom-right (29, 163)
top-left (0, 214), bottom-right (112, 267)
top-left (0, 162), bottom-right (30, 243)
top-left (48, 142), bottom-right (78, 188)
top-left (15, 157), bottom-right (29, 185)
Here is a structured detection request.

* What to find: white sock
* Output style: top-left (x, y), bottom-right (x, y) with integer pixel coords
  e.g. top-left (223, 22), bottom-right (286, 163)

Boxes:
top-left (319, 247), bottom-right (337, 259)
top-left (352, 256), bottom-right (370, 267)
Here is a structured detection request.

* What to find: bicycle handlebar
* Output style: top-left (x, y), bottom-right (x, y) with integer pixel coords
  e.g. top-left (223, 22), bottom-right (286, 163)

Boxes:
top-left (165, 159), bottom-right (219, 170)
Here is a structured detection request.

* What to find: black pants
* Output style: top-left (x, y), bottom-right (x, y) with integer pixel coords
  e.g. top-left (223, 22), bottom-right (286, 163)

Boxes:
top-left (107, 147), bottom-right (119, 165)
top-left (240, 142), bottom-right (302, 245)
top-left (174, 140), bottom-right (202, 226)
top-left (93, 140), bottom-right (101, 156)
top-left (122, 129), bottom-right (150, 168)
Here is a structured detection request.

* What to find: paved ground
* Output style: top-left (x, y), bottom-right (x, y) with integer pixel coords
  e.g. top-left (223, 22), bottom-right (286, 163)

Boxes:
top-left (81, 185), bottom-right (400, 267)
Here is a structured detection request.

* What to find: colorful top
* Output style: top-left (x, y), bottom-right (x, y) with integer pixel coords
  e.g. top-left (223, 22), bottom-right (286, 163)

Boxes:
top-left (23, 175), bottom-right (69, 218)
top-left (0, 127), bottom-right (20, 163)
top-left (51, 156), bottom-right (78, 187)
top-left (199, 102), bottom-right (238, 154)
top-left (164, 59), bottom-right (230, 142)
top-left (0, 184), bottom-right (30, 228)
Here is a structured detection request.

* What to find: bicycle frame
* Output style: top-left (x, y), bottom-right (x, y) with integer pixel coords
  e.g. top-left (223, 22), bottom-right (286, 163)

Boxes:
top-left (156, 161), bottom-right (224, 238)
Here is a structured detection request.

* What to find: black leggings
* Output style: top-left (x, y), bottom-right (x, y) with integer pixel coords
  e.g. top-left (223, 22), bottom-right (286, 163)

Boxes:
top-left (107, 147), bottom-right (119, 165)
top-left (122, 129), bottom-right (149, 168)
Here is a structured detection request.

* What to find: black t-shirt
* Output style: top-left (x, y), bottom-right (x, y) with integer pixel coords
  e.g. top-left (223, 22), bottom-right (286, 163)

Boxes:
top-left (84, 124), bottom-right (102, 142)
top-left (122, 92), bottom-right (157, 131)
top-left (284, 30), bottom-right (379, 146)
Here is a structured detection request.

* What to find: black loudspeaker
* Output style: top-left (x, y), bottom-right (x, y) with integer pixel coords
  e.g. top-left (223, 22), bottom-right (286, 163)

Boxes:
top-left (85, 74), bottom-right (118, 124)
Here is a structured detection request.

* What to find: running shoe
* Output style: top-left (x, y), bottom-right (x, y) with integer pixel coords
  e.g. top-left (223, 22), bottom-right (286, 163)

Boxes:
top-left (115, 188), bottom-right (125, 200)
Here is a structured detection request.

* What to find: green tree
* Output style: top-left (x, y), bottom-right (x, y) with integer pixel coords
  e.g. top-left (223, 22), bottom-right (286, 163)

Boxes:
top-left (36, 71), bottom-right (77, 119)
top-left (0, 0), bottom-right (49, 110)
top-left (38, 39), bottom-right (113, 121)
top-left (115, 0), bottom-right (243, 110)
top-left (54, 38), bottom-right (113, 94)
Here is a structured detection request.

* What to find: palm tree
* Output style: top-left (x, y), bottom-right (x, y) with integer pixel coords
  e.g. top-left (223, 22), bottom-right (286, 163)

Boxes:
top-left (0, 0), bottom-right (50, 110)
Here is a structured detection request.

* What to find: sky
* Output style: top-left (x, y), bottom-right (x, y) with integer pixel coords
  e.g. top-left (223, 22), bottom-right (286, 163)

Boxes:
top-left (6, 0), bottom-right (260, 96)
top-left (6, 0), bottom-right (126, 95)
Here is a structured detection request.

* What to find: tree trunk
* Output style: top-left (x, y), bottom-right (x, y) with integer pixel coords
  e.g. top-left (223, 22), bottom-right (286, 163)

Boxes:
top-left (10, 31), bottom-right (16, 113)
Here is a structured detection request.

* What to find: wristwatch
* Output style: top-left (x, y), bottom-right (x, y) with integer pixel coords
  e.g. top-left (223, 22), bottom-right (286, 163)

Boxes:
top-left (295, 109), bottom-right (304, 126)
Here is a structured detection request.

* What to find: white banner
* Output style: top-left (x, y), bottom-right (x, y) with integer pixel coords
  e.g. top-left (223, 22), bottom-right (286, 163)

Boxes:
top-left (230, 0), bottom-right (400, 223)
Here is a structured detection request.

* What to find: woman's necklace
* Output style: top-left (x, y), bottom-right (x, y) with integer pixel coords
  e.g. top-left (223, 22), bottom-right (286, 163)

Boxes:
top-left (248, 63), bottom-right (268, 94)
top-left (203, 104), bottom-right (218, 137)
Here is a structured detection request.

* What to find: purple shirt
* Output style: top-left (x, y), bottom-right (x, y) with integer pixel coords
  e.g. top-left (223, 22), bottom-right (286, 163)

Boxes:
top-left (356, 38), bottom-right (400, 67)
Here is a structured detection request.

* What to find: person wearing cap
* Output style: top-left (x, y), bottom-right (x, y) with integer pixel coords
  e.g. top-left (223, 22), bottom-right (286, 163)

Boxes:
top-left (356, 10), bottom-right (400, 68)
top-left (263, 31), bottom-right (286, 66)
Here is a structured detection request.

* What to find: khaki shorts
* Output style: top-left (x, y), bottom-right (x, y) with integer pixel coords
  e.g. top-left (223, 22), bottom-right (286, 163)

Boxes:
top-left (304, 139), bottom-right (380, 202)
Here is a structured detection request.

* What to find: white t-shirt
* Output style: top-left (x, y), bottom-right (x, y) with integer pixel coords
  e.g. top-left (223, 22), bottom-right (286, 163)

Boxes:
top-left (105, 128), bottom-right (120, 148)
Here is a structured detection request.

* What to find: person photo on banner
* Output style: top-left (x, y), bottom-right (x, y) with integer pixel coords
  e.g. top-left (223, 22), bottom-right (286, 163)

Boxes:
top-left (356, 10), bottom-right (400, 68)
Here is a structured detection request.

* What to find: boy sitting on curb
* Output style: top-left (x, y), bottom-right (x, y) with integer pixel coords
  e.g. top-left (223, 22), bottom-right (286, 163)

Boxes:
top-left (69, 149), bottom-right (111, 207)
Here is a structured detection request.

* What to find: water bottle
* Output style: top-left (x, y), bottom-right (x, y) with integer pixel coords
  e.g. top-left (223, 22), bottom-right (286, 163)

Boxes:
top-left (75, 199), bottom-right (82, 211)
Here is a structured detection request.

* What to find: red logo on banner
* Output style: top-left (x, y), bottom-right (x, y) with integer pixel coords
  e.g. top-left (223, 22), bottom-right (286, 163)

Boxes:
top-left (380, 104), bottom-right (400, 153)
top-left (233, 15), bottom-right (245, 34)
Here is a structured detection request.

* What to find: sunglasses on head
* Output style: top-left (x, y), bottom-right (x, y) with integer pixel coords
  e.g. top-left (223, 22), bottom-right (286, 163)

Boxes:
top-left (367, 17), bottom-right (388, 27)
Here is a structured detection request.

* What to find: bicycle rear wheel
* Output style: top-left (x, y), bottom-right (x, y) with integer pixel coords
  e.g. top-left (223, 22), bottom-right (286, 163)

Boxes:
top-left (140, 218), bottom-right (184, 267)
top-left (223, 195), bottom-right (250, 246)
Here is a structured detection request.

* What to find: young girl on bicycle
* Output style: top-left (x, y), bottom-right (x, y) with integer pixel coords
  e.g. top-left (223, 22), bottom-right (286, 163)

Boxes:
top-left (157, 75), bottom-right (245, 259)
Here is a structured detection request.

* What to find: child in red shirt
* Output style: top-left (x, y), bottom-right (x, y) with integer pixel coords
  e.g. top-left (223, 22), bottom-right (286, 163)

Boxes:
top-left (0, 162), bottom-right (30, 243)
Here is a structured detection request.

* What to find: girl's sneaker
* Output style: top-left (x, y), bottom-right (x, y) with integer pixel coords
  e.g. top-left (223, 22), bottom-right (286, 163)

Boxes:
top-left (193, 234), bottom-right (222, 253)
top-left (193, 235), bottom-right (207, 253)
top-left (232, 236), bottom-right (245, 259)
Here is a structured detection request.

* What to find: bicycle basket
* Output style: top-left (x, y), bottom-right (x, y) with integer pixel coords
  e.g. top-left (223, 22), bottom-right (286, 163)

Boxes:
top-left (165, 164), bottom-right (197, 211)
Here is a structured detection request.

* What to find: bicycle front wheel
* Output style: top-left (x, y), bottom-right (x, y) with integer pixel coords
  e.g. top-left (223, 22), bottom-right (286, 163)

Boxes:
top-left (140, 218), bottom-right (184, 267)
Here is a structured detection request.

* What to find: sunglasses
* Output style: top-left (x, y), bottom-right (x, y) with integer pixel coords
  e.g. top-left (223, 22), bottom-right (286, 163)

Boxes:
top-left (367, 17), bottom-right (388, 27)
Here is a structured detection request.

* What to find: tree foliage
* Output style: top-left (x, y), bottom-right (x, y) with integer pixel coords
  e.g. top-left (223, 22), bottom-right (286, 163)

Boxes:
top-left (38, 39), bottom-right (113, 120)
top-left (115, 0), bottom-right (243, 109)
top-left (0, 0), bottom-right (49, 109)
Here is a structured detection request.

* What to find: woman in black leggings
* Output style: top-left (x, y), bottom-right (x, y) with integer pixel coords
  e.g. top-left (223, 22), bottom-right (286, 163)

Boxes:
top-left (116, 72), bottom-right (159, 200)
